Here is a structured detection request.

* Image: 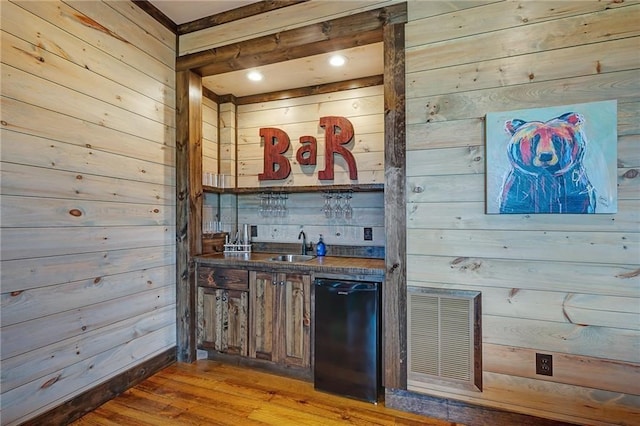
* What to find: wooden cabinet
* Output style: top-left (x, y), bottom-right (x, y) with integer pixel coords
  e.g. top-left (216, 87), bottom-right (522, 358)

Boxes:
top-left (249, 270), bottom-right (311, 369)
top-left (197, 267), bottom-right (249, 356)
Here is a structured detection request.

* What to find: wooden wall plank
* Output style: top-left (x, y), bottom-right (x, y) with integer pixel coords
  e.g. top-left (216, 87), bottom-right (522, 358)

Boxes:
top-left (407, 200), bottom-right (640, 233)
top-left (219, 102), bottom-right (237, 188)
top-left (107, 0), bottom-right (176, 49)
top-left (1, 196), bottom-right (173, 227)
top-left (67, 1), bottom-right (175, 68)
top-left (483, 343), bottom-right (640, 396)
top-left (1, 99), bottom-right (175, 164)
top-left (407, 255), bottom-right (640, 298)
top-left (202, 96), bottom-right (219, 176)
top-left (407, 70), bottom-right (640, 124)
top-left (406, 0), bottom-right (636, 48)
top-left (0, 246), bottom-right (175, 293)
top-left (1, 265), bottom-right (174, 326)
top-left (1, 31), bottom-right (175, 127)
top-left (1, 325), bottom-right (176, 425)
top-left (2, 65), bottom-right (172, 144)
top-left (14, 0), bottom-right (174, 86)
top-left (482, 316), bottom-right (640, 363)
top-left (407, 229), bottom-right (638, 265)
top-left (406, 145), bottom-right (484, 176)
top-left (1, 285), bottom-right (176, 360)
top-left (407, 1), bottom-right (499, 22)
top-left (0, 305), bottom-right (175, 393)
top-left (407, 37), bottom-right (640, 99)
top-left (408, 371), bottom-right (640, 426)
top-left (1, 225), bottom-right (174, 261)
top-left (1, 163), bottom-right (174, 205)
top-left (406, 102), bottom-right (639, 150)
top-left (2, 1), bottom-right (174, 107)
top-left (406, 4), bottom-right (640, 69)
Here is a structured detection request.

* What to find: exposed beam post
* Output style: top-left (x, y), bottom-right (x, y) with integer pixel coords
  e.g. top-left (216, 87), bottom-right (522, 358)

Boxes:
top-left (176, 70), bottom-right (203, 363)
top-left (383, 18), bottom-right (407, 389)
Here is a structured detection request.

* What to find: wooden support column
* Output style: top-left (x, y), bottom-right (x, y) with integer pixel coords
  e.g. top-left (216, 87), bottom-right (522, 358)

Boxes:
top-left (176, 70), bottom-right (203, 363)
top-left (383, 19), bottom-right (407, 389)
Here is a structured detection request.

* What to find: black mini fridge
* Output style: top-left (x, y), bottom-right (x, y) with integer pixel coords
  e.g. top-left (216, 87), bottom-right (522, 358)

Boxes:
top-left (314, 278), bottom-right (381, 403)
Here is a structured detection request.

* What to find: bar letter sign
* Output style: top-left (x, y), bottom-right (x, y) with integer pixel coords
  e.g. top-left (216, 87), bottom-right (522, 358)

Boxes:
top-left (258, 116), bottom-right (358, 181)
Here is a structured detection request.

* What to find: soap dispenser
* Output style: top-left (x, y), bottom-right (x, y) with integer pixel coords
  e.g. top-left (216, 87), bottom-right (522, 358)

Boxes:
top-left (316, 234), bottom-right (327, 257)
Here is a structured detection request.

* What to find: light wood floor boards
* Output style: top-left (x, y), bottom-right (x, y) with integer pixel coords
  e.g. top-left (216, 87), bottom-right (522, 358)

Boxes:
top-left (71, 361), bottom-right (462, 425)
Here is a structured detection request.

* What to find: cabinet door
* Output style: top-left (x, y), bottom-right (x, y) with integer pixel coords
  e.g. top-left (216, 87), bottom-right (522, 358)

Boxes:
top-left (249, 271), bottom-right (276, 361)
top-left (224, 289), bottom-right (249, 356)
top-left (277, 273), bottom-right (311, 368)
top-left (197, 287), bottom-right (248, 356)
top-left (198, 287), bottom-right (224, 351)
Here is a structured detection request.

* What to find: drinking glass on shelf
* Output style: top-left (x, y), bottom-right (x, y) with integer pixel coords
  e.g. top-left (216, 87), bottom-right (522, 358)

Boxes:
top-left (273, 193), bottom-right (282, 217)
top-left (259, 193), bottom-right (268, 217)
top-left (334, 194), bottom-right (343, 218)
top-left (344, 192), bottom-right (353, 220)
top-left (279, 193), bottom-right (288, 217)
top-left (322, 193), bottom-right (333, 219)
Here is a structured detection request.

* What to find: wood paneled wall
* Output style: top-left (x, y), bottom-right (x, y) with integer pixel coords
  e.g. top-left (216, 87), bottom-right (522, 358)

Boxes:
top-left (0, 1), bottom-right (176, 424)
top-left (202, 97), bottom-right (219, 177)
top-left (404, 1), bottom-right (640, 425)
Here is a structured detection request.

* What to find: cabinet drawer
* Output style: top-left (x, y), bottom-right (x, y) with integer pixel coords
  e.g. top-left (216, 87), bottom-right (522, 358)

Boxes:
top-left (197, 266), bottom-right (249, 290)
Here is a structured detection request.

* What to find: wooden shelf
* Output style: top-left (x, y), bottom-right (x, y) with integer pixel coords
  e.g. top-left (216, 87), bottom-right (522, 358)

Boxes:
top-left (203, 183), bottom-right (384, 194)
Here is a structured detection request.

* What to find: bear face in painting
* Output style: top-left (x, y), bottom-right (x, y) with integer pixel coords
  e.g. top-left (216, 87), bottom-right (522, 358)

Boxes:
top-left (499, 112), bottom-right (596, 214)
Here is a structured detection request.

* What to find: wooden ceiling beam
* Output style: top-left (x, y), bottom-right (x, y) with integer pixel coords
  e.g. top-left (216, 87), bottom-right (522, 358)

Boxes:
top-left (234, 75), bottom-right (384, 105)
top-left (178, 1), bottom-right (309, 35)
top-left (196, 31), bottom-right (382, 76)
top-left (176, 4), bottom-right (406, 76)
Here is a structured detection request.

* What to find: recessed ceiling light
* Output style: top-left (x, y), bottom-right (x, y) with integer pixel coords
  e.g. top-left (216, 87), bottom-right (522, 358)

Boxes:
top-left (247, 70), bottom-right (263, 81)
top-left (329, 55), bottom-right (347, 67)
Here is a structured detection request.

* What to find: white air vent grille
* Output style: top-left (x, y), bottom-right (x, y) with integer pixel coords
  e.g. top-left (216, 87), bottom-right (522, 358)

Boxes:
top-left (408, 288), bottom-right (481, 391)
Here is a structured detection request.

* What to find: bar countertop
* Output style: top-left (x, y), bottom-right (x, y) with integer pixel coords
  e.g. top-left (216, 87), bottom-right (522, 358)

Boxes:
top-left (195, 252), bottom-right (385, 277)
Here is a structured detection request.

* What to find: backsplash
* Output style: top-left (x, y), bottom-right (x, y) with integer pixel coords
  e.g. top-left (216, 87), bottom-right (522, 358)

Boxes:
top-left (204, 192), bottom-right (385, 249)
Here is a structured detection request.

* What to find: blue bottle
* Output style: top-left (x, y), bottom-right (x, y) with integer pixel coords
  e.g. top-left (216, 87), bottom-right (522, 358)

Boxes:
top-left (316, 234), bottom-right (326, 257)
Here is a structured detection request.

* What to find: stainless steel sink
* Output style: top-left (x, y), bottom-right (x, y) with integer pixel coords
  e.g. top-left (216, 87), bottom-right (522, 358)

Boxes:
top-left (268, 254), bottom-right (316, 262)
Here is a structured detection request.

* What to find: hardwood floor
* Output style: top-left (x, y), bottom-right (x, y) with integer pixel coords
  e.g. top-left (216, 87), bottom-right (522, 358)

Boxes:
top-left (71, 361), bottom-right (463, 425)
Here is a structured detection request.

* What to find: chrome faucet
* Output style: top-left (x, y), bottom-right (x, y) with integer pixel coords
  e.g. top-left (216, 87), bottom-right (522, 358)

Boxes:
top-left (298, 230), bottom-right (310, 255)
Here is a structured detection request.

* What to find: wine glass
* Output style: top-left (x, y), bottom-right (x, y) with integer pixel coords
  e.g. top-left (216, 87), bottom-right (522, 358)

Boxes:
top-left (344, 192), bottom-right (353, 220)
top-left (334, 194), bottom-right (343, 219)
top-left (323, 193), bottom-right (333, 219)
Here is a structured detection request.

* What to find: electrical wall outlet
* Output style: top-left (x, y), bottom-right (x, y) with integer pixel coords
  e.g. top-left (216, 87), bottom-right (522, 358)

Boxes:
top-left (251, 225), bottom-right (258, 237)
top-left (536, 353), bottom-right (553, 376)
top-left (364, 227), bottom-right (373, 241)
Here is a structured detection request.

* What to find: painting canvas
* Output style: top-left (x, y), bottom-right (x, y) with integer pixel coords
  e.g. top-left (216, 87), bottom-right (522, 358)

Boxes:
top-left (486, 100), bottom-right (617, 214)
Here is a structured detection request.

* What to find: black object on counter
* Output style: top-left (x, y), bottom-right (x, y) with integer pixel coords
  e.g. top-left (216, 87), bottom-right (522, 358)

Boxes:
top-left (313, 278), bottom-right (381, 403)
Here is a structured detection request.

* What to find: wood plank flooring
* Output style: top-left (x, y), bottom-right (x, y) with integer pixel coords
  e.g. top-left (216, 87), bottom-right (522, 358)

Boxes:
top-left (71, 361), bottom-right (463, 425)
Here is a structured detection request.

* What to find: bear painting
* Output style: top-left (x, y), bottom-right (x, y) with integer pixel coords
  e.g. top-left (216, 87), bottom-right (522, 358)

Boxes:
top-left (499, 112), bottom-right (596, 214)
top-left (486, 101), bottom-right (618, 215)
